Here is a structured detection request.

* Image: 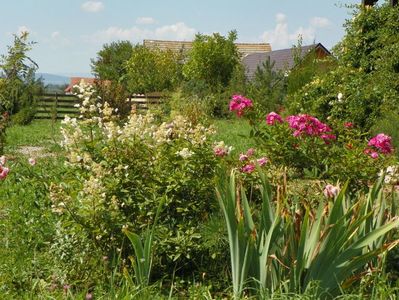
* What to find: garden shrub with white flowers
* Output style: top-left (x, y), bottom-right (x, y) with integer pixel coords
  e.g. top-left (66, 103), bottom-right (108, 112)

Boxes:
top-left (50, 81), bottom-right (225, 280)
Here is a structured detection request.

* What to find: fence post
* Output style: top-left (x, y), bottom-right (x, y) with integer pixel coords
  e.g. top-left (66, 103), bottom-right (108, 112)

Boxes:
top-left (55, 92), bottom-right (58, 120)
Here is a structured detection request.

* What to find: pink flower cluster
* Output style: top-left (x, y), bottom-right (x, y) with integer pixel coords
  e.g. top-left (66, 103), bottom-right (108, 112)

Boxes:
top-left (266, 112), bottom-right (283, 125)
top-left (229, 95), bottom-right (253, 117)
top-left (368, 133), bottom-right (393, 154)
top-left (238, 148), bottom-right (268, 174)
top-left (0, 155), bottom-right (9, 180)
top-left (286, 114), bottom-right (336, 141)
top-left (364, 133), bottom-right (394, 159)
top-left (213, 141), bottom-right (232, 157)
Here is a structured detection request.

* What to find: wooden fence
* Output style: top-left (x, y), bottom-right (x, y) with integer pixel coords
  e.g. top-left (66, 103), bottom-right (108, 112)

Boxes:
top-left (35, 93), bottom-right (162, 119)
top-left (35, 93), bottom-right (79, 119)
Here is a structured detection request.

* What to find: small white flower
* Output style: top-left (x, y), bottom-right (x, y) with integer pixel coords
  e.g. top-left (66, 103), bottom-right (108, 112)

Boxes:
top-left (337, 93), bottom-right (343, 102)
top-left (176, 148), bottom-right (194, 159)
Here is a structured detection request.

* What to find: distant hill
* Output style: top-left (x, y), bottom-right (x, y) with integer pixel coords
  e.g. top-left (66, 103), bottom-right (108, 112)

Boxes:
top-left (36, 73), bottom-right (70, 86)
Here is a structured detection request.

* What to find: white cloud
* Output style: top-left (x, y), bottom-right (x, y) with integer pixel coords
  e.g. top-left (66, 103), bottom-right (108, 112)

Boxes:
top-left (260, 13), bottom-right (322, 49)
top-left (86, 22), bottom-right (196, 44)
top-left (310, 17), bottom-right (331, 28)
top-left (136, 17), bottom-right (156, 25)
top-left (154, 22), bottom-right (196, 40)
top-left (49, 31), bottom-right (71, 47)
top-left (51, 31), bottom-right (60, 39)
top-left (81, 1), bottom-right (104, 13)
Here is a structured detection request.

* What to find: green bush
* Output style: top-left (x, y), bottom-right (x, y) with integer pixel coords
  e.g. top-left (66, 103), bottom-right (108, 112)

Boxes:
top-left (371, 112), bottom-right (399, 159)
top-left (12, 106), bottom-right (36, 125)
top-left (51, 82), bottom-right (222, 282)
top-left (287, 4), bottom-right (399, 131)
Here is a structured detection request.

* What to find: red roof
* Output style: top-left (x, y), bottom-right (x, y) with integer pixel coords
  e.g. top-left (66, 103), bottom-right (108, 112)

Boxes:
top-left (64, 77), bottom-right (98, 93)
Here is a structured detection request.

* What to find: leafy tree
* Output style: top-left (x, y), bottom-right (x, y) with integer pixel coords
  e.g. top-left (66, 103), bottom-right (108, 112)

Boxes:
top-left (0, 31), bottom-right (41, 114)
top-left (91, 40), bottom-right (133, 86)
top-left (247, 57), bottom-right (286, 112)
top-left (91, 41), bottom-right (134, 116)
top-left (182, 31), bottom-right (240, 91)
top-left (125, 45), bottom-right (182, 94)
top-left (287, 3), bottom-right (399, 131)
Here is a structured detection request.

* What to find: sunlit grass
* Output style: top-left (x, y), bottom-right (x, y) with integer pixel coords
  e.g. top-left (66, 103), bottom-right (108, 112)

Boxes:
top-left (212, 118), bottom-right (256, 155)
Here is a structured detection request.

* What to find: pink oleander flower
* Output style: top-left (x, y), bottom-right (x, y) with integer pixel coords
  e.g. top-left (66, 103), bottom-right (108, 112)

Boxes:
top-left (239, 153), bottom-right (248, 161)
top-left (370, 151), bottom-right (379, 159)
top-left (213, 141), bottom-right (232, 157)
top-left (28, 158), bottom-right (36, 166)
top-left (286, 114), bottom-right (332, 138)
top-left (364, 148), bottom-right (379, 159)
top-left (85, 293), bottom-right (93, 300)
top-left (323, 184), bottom-right (340, 198)
top-left (0, 165), bottom-right (9, 180)
top-left (229, 95), bottom-right (253, 117)
top-left (368, 133), bottom-right (393, 154)
top-left (344, 122), bottom-right (353, 128)
top-left (241, 164), bottom-right (255, 174)
top-left (246, 148), bottom-right (255, 156)
top-left (321, 134), bottom-right (337, 144)
top-left (257, 157), bottom-right (268, 166)
top-left (266, 112), bottom-right (283, 125)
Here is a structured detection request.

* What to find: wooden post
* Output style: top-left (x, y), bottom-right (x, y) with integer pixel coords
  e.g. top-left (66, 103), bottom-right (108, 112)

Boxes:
top-left (55, 92), bottom-right (58, 120)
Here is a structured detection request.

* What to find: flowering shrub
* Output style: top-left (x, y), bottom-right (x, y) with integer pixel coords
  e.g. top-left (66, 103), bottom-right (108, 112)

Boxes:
top-left (0, 155), bottom-right (9, 179)
top-left (51, 81), bottom-right (221, 275)
top-left (367, 133), bottom-right (393, 155)
top-left (229, 94), bottom-right (253, 117)
top-left (266, 112), bottom-right (283, 125)
top-left (242, 106), bottom-right (396, 185)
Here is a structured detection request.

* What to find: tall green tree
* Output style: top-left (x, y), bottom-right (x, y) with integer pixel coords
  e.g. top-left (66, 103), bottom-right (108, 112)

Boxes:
top-left (125, 45), bottom-right (182, 94)
top-left (247, 57), bottom-right (286, 112)
top-left (91, 40), bottom-right (133, 86)
top-left (0, 31), bottom-right (40, 113)
top-left (183, 31), bottom-right (240, 91)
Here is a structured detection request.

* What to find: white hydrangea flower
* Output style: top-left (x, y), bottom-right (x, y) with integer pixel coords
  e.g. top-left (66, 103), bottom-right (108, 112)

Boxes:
top-left (176, 148), bottom-right (194, 159)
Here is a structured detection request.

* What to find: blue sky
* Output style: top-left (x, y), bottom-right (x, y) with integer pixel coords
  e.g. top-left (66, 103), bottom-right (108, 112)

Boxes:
top-left (0, 0), bottom-right (359, 75)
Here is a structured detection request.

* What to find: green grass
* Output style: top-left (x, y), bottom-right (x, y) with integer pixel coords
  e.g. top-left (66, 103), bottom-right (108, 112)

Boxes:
top-left (5, 119), bottom-right (62, 152)
top-left (212, 118), bottom-right (256, 155)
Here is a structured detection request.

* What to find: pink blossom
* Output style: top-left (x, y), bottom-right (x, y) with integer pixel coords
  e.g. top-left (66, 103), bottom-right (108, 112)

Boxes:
top-left (321, 134), bottom-right (336, 144)
top-left (266, 112), bottom-right (283, 125)
top-left (0, 166), bottom-right (9, 180)
top-left (85, 293), bottom-right (93, 300)
top-left (28, 158), bottom-right (36, 166)
top-left (229, 95), bottom-right (253, 117)
top-left (214, 147), bottom-right (228, 157)
top-left (286, 114), bottom-right (332, 139)
top-left (370, 151), bottom-right (379, 159)
top-left (344, 122), bottom-right (353, 128)
top-left (323, 184), bottom-right (340, 198)
top-left (368, 133), bottom-right (393, 154)
top-left (257, 157), bottom-right (268, 166)
top-left (246, 148), bottom-right (255, 156)
top-left (241, 164), bottom-right (255, 174)
top-left (239, 153), bottom-right (248, 161)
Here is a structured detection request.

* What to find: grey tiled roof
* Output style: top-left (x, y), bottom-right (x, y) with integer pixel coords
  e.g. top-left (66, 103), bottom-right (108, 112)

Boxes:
top-left (242, 43), bottom-right (329, 80)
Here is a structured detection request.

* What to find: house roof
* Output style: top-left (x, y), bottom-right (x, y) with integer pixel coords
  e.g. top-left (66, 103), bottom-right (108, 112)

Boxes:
top-left (143, 39), bottom-right (272, 56)
top-left (242, 43), bottom-right (331, 80)
top-left (64, 77), bottom-right (97, 93)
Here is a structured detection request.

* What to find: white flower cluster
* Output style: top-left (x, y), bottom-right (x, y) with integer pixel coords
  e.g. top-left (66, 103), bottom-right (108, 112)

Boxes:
top-left (58, 82), bottom-right (217, 214)
top-left (379, 165), bottom-right (399, 186)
